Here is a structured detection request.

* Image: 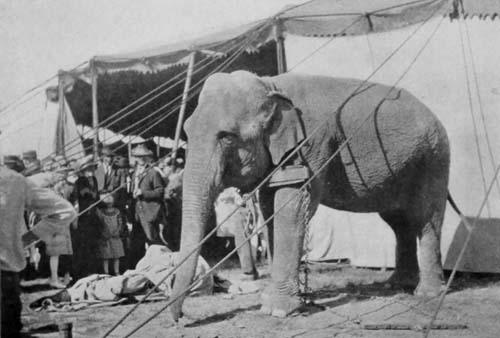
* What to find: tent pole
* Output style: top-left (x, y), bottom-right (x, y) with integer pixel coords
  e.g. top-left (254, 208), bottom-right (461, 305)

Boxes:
top-left (274, 19), bottom-right (287, 74)
top-left (90, 57), bottom-right (99, 161)
top-left (57, 70), bottom-right (66, 157)
top-left (172, 51), bottom-right (196, 161)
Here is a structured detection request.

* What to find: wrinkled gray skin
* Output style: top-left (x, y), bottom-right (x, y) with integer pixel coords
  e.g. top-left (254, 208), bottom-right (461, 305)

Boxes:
top-left (170, 70), bottom-right (450, 319)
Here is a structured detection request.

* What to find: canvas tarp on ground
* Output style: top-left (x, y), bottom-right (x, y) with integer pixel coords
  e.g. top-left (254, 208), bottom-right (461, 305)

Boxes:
top-left (299, 17), bottom-right (500, 272)
top-left (0, 91), bottom-right (84, 160)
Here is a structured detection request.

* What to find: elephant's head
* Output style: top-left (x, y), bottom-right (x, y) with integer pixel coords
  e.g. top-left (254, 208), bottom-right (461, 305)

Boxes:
top-left (170, 70), bottom-right (305, 320)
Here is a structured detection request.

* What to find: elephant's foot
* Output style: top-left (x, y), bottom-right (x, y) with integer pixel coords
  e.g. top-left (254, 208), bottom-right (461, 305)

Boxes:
top-left (384, 270), bottom-right (419, 290)
top-left (260, 293), bottom-right (304, 318)
top-left (414, 278), bottom-right (444, 298)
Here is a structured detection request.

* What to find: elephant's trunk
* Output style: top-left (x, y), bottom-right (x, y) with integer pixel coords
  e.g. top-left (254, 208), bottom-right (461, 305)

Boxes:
top-left (170, 144), bottom-right (222, 321)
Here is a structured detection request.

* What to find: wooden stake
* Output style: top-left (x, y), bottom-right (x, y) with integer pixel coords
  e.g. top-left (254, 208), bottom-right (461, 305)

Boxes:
top-left (362, 323), bottom-right (468, 331)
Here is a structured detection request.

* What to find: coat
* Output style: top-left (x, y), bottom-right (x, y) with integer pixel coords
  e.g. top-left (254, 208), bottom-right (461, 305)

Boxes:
top-left (131, 166), bottom-right (167, 235)
top-left (0, 167), bottom-right (76, 272)
top-left (95, 163), bottom-right (128, 208)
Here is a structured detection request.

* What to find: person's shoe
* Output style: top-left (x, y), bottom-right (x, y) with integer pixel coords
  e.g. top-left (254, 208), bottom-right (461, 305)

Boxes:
top-left (48, 280), bottom-right (67, 289)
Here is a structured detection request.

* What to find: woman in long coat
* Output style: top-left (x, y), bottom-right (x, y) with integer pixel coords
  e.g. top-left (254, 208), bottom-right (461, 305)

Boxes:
top-left (71, 156), bottom-right (100, 280)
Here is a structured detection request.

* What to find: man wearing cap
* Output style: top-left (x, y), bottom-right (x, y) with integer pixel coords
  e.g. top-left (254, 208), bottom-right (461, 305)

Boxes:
top-left (96, 147), bottom-right (117, 192)
top-left (1, 157), bottom-right (77, 337)
top-left (3, 155), bottom-right (25, 173)
top-left (22, 150), bottom-right (37, 167)
top-left (22, 150), bottom-right (42, 176)
top-left (129, 144), bottom-right (167, 263)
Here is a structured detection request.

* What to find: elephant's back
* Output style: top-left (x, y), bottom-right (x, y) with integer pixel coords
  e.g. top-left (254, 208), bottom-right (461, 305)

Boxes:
top-left (274, 74), bottom-right (450, 211)
top-left (274, 74), bottom-right (447, 157)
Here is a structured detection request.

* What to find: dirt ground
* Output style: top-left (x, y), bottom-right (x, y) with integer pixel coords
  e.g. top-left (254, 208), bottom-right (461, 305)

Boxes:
top-left (20, 262), bottom-right (500, 338)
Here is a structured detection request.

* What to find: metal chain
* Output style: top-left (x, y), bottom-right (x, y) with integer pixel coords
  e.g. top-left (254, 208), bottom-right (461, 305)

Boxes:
top-left (299, 183), bottom-right (313, 300)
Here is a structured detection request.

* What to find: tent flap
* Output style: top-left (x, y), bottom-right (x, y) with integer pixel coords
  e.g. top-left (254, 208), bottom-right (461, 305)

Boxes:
top-left (456, 0), bottom-right (500, 19)
top-left (92, 20), bottom-right (274, 73)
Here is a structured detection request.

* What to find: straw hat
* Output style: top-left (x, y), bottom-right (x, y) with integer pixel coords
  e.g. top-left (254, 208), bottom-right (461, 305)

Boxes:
top-left (131, 144), bottom-right (153, 157)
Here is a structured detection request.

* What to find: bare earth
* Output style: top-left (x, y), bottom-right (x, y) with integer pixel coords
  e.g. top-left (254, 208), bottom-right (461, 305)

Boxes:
top-left (21, 263), bottom-right (500, 338)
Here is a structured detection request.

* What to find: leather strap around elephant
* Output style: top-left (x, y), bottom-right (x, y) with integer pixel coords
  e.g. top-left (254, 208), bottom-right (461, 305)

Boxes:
top-left (268, 164), bottom-right (310, 188)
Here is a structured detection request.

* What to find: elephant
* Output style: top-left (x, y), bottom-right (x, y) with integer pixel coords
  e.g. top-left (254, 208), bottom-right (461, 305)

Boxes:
top-left (170, 70), bottom-right (450, 319)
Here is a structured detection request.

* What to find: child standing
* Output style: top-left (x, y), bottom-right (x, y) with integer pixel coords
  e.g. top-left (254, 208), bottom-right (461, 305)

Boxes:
top-left (95, 194), bottom-right (127, 275)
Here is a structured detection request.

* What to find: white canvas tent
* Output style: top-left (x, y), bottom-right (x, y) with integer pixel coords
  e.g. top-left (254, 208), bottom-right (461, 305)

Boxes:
top-left (0, 90), bottom-right (84, 160)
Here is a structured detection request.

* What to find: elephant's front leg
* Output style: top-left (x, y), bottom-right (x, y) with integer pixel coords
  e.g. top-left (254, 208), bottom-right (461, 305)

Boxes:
top-left (261, 185), bottom-right (309, 317)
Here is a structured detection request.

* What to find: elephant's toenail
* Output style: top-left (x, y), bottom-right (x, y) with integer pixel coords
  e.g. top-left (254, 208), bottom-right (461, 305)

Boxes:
top-left (260, 305), bottom-right (272, 315)
top-left (272, 309), bottom-right (287, 318)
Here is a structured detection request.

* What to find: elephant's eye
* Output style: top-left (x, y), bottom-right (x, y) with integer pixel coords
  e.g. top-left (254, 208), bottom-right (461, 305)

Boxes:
top-left (217, 131), bottom-right (238, 145)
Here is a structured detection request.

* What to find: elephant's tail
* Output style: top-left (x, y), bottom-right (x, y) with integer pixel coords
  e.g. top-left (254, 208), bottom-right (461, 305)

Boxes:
top-left (447, 191), bottom-right (464, 217)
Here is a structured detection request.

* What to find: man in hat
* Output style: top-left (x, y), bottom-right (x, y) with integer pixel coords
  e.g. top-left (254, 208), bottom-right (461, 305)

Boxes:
top-left (96, 147), bottom-right (117, 193)
top-left (22, 150), bottom-right (38, 167)
top-left (22, 150), bottom-right (41, 176)
top-left (1, 148), bottom-right (77, 337)
top-left (3, 155), bottom-right (25, 173)
top-left (22, 159), bottom-right (42, 176)
top-left (129, 144), bottom-right (167, 264)
top-left (95, 147), bottom-right (128, 214)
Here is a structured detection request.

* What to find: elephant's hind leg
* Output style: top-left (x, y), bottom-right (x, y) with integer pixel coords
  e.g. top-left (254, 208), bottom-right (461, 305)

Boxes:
top-left (413, 199), bottom-right (446, 297)
top-left (379, 210), bottom-right (419, 289)
top-left (408, 176), bottom-right (447, 297)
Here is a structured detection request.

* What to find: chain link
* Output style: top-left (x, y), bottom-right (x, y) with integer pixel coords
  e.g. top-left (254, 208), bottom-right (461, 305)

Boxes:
top-left (299, 183), bottom-right (313, 300)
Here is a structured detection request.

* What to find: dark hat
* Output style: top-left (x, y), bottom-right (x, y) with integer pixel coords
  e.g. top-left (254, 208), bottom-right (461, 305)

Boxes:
top-left (4, 155), bottom-right (25, 173)
top-left (131, 144), bottom-right (153, 157)
top-left (113, 156), bottom-right (129, 168)
top-left (22, 159), bottom-right (42, 176)
top-left (101, 147), bottom-right (115, 157)
top-left (4, 155), bottom-right (22, 164)
top-left (22, 150), bottom-right (38, 160)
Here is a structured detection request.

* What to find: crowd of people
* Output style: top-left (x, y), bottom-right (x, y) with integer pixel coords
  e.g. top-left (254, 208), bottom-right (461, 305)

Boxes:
top-left (1, 141), bottom-right (263, 338)
top-left (3, 144), bottom-right (184, 289)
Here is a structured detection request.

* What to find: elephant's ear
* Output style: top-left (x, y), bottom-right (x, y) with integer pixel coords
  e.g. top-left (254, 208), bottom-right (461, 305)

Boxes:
top-left (264, 92), bottom-right (306, 166)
